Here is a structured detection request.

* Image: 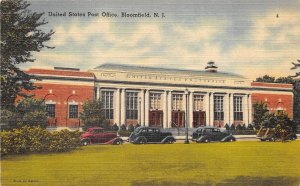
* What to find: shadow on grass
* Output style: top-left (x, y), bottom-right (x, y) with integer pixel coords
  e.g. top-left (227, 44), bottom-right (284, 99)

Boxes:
top-left (132, 176), bottom-right (300, 186)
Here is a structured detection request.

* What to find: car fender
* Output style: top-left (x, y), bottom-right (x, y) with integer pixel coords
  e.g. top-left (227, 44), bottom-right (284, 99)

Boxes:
top-left (80, 138), bottom-right (92, 146)
top-left (161, 136), bottom-right (176, 143)
top-left (221, 135), bottom-right (236, 142)
top-left (105, 137), bottom-right (123, 145)
top-left (196, 136), bottom-right (210, 143)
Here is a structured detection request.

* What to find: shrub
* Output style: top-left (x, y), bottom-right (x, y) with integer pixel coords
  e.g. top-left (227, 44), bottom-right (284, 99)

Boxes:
top-left (242, 124), bottom-right (247, 130)
top-left (230, 124), bottom-right (236, 130)
top-left (112, 123), bottom-right (119, 131)
top-left (236, 124), bottom-right (243, 130)
top-left (224, 123), bottom-right (230, 130)
top-left (127, 124), bottom-right (134, 132)
top-left (118, 130), bottom-right (132, 137)
top-left (120, 124), bottom-right (126, 131)
top-left (247, 124), bottom-right (254, 130)
top-left (0, 126), bottom-right (81, 155)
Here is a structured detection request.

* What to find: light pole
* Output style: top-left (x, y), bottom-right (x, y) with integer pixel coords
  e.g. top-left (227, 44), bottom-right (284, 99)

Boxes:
top-left (184, 89), bottom-right (189, 144)
top-left (139, 97), bottom-right (141, 125)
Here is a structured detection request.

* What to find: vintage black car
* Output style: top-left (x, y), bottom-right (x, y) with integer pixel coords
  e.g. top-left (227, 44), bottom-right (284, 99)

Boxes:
top-left (128, 127), bottom-right (176, 144)
top-left (192, 127), bottom-right (236, 143)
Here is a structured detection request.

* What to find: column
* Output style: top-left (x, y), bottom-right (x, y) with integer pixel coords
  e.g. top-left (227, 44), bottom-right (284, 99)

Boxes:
top-left (205, 92), bottom-right (210, 126)
top-left (96, 87), bottom-right (101, 100)
top-left (114, 89), bottom-right (120, 126)
top-left (167, 91), bottom-right (172, 128)
top-left (145, 90), bottom-right (149, 126)
top-left (209, 93), bottom-right (214, 126)
top-left (163, 91), bottom-right (168, 128)
top-left (224, 93), bottom-right (230, 126)
top-left (243, 95), bottom-right (248, 126)
top-left (248, 94), bottom-right (252, 125)
top-left (189, 91), bottom-right (194, 128)
top-left (229, 94), bottom-right (234, 125)
top-left (121, 89), bottom-right (126, 125)
top-left (140, 90), bottom-right (145, 126)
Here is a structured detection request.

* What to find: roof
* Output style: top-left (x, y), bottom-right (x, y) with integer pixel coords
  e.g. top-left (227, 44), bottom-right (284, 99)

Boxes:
top-left (94, 63), bottom-right (246, 79)
top-left (251, 82), bottom-right (293, 89)
top-left (27, 68), bottom-right (94, 78)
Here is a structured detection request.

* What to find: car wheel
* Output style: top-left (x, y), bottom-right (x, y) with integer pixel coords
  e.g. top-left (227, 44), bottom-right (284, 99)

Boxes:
top-left (204, 139), bottom-right (210, 143)
top-left (270, 137), bottom-right (275, 142)
top-left (168, 139), bottom-right (174, 144)
top-left (114, 139), bottom-right (122, 145)
top-left (138, 138), bottom-right (146, 144)
top-left (229, 138), bottom-right (235, 142)
top-left (82, 139), bottom-right (90, 146)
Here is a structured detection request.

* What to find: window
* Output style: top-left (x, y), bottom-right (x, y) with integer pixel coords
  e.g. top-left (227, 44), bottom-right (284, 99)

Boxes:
top-left (172, 94), bottom-right (183, 110)
top-left (234, 96), bottom-right (243, 121)
top-left (46, 104), bottom-right (55, 118)
top-left (214, 96), bottom-right (224, 121)
top-left (69, 105), bottom-right (78, 118)
top-left (150, 93), bottom-right (162, 110)
top-left (126, 92), bottom-right (138, 119)
top-left (101, 91), bottom-right (114, 119)
top-left (194, 95), bottom-right (205, 111)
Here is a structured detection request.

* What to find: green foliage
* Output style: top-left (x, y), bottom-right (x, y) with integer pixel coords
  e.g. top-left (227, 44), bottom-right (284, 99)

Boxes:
top-left (0, 109), bottom-right (18, 129)
top-left (15, 97), bottom-right (48, 128)
top-left (224, 123), bottom-right (230, 130)
top-left (230, 124), bottom-right (235, 130)
top-left (274, 112), bottom-right (297, 142)
top-left (255, 75), bottom-right (275, 83)
top-left (1, 126), bottom-right (81, 155)
top-left (112, 123), bottom-right (119, 131)
top-left (127, 124), bottom-right (134, 132)
top-left (80, 99), bottom-right (105, 128)
top-left (118, 130), bottom-right (132, 137)
top-left (0, 97), bottom-right (48, 129)
top-left (236, 124), bottom-right (242, 130)
top-left (247, 124), bottom-right (254, 130)
top-left (1, 0), bottom-right (54, 109)
top-left (120, 124), bottom-right (126, 131)
top-left (252, 102), bottom-right (269, 129)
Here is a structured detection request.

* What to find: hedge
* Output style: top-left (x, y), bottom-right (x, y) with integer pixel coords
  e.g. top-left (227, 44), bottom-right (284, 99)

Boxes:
top-left (1, 126), bottom-right (81, 155)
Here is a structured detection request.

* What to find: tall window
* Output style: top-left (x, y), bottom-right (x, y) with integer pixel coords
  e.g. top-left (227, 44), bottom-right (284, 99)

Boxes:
top-left (69, 105), bottom-right (78, 118)
top-left (46, 104), bottom-right (55, 118)
top-left (150, 93), bottom-right (161, 110)
top-left (194, 95), bottom-right (205, 111)
top-left (102, 91), bottom-right (114, 119)
top-left (126, 92), bottom-right (138, 119)
top-left (214, 96), bottom-right (224, 120)
top-left (234, 96), bottom-right (243, 121)
top-left (172, 94), bottom-right (183, 110)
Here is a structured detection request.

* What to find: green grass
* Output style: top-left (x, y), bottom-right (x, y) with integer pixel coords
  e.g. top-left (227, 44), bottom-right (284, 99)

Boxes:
top-left (1, 141), bottom-right (300, 186)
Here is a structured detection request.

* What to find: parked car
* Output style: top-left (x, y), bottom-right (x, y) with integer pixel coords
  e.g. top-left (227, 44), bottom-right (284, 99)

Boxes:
top-left (128, 127), bottom-right (176, 144)
top-left (80, 127), bottom-right (123, 145)
top-left (256, 127), bottom-right (297, 142)
top-left (192, 126), bottom-right (236, 143)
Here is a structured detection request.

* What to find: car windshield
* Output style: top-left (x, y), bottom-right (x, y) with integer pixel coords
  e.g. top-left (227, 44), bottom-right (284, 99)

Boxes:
top-left (134, 127), bottom-right (143, 133)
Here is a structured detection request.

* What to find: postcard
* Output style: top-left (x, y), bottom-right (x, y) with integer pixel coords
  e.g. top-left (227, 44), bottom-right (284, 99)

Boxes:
top-left (1, 0), bottom-right (299, 185)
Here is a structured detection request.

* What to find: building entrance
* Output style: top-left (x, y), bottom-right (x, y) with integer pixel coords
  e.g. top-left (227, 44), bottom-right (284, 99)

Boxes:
top-left (149, 110), bottom-right (163, 127)
top-left (193, 111), bottom-right (206, 127)
top-left (171, 111), bottom-right (185, 128)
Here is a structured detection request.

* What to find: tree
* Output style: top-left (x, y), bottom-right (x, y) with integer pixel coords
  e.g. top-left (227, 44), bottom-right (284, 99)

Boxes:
top-left (274, 112), bottom-right (295, 143)
top-left (1, 0), bottom-right (54, 109)
top-left (80, 100), bottom-right (105, 129)
top-left (252, 102), bottom-right (269, 129)
top-left (290, 60), bottom-right (300, 78)
top-left (16, 97), bottom-right (48, 128)
top-left (275, 77), bottom-right (295, 84)
top-left (255, 75), bottom-right (275, 83)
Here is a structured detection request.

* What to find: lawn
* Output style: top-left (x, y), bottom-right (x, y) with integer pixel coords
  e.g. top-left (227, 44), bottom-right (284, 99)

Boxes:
top-left (1, 141), bottom-right (300, 186)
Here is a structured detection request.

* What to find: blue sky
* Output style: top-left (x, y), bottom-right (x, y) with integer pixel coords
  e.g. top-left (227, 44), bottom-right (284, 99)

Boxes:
top-left (20, 0), bottom-right (300, 79)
